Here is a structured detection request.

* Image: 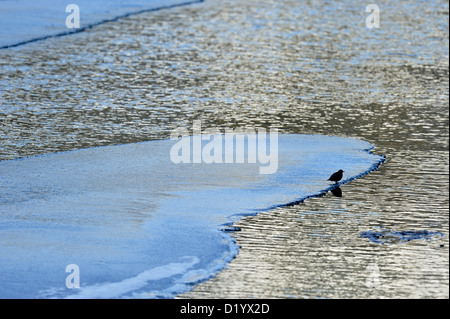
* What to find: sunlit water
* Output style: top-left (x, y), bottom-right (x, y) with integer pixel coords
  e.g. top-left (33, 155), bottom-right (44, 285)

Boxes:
top-left (1, 0), bottom-right (448, 298)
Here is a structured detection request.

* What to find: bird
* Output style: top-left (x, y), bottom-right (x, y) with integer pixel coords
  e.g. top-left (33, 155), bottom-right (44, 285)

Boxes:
top-left (328, 169), bottom-right (344, 184)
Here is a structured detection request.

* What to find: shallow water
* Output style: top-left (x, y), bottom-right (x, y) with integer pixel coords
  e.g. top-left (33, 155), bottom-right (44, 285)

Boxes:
top-left (1, 0), bottom-right (448, 298)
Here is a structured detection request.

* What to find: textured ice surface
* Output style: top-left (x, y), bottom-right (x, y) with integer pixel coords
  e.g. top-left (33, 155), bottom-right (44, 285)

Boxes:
top-left (0, 134), bottom-right (384, 298)
top-left (0, 0), bottom-right (202, 48)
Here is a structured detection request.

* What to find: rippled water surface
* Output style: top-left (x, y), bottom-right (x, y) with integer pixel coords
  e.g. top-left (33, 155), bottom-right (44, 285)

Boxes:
top-left (1, 0), bottom-right (448, 298)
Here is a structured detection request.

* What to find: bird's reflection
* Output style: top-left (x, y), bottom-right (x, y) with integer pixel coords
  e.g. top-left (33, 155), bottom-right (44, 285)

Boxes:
top-left (331, 187), bottom-right (342, 197)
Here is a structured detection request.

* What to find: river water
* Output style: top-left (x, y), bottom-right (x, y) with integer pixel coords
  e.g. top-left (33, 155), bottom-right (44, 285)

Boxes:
top-left (1, 0), bottom-right (448, 298)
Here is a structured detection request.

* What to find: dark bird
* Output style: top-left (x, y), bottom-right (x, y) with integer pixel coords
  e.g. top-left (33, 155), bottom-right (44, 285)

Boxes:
top-left (328, 169), bottom-right (344, 184)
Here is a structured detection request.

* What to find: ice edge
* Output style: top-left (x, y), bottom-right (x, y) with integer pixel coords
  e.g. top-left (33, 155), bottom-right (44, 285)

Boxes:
top-left (0, 0), bottom-right (204, 50)
top-left (180, 143), bottom-right (386, 298)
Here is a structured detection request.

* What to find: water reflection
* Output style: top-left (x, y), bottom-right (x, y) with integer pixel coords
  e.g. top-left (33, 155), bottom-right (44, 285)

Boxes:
top-left (330, 187), bottom-right (342, 198)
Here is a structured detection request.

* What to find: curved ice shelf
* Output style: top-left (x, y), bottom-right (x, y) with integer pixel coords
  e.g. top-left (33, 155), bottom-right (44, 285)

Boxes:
top-left (0, 0), bottom-right (204, 49)
top-left (0, 134), bottom-right (385, 298)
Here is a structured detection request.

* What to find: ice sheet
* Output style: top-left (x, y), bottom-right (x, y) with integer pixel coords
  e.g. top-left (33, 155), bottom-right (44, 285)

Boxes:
top-left (0, 0), bottom-right (203, 48)
top-left (0, 134), bottom-right (384, 298)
